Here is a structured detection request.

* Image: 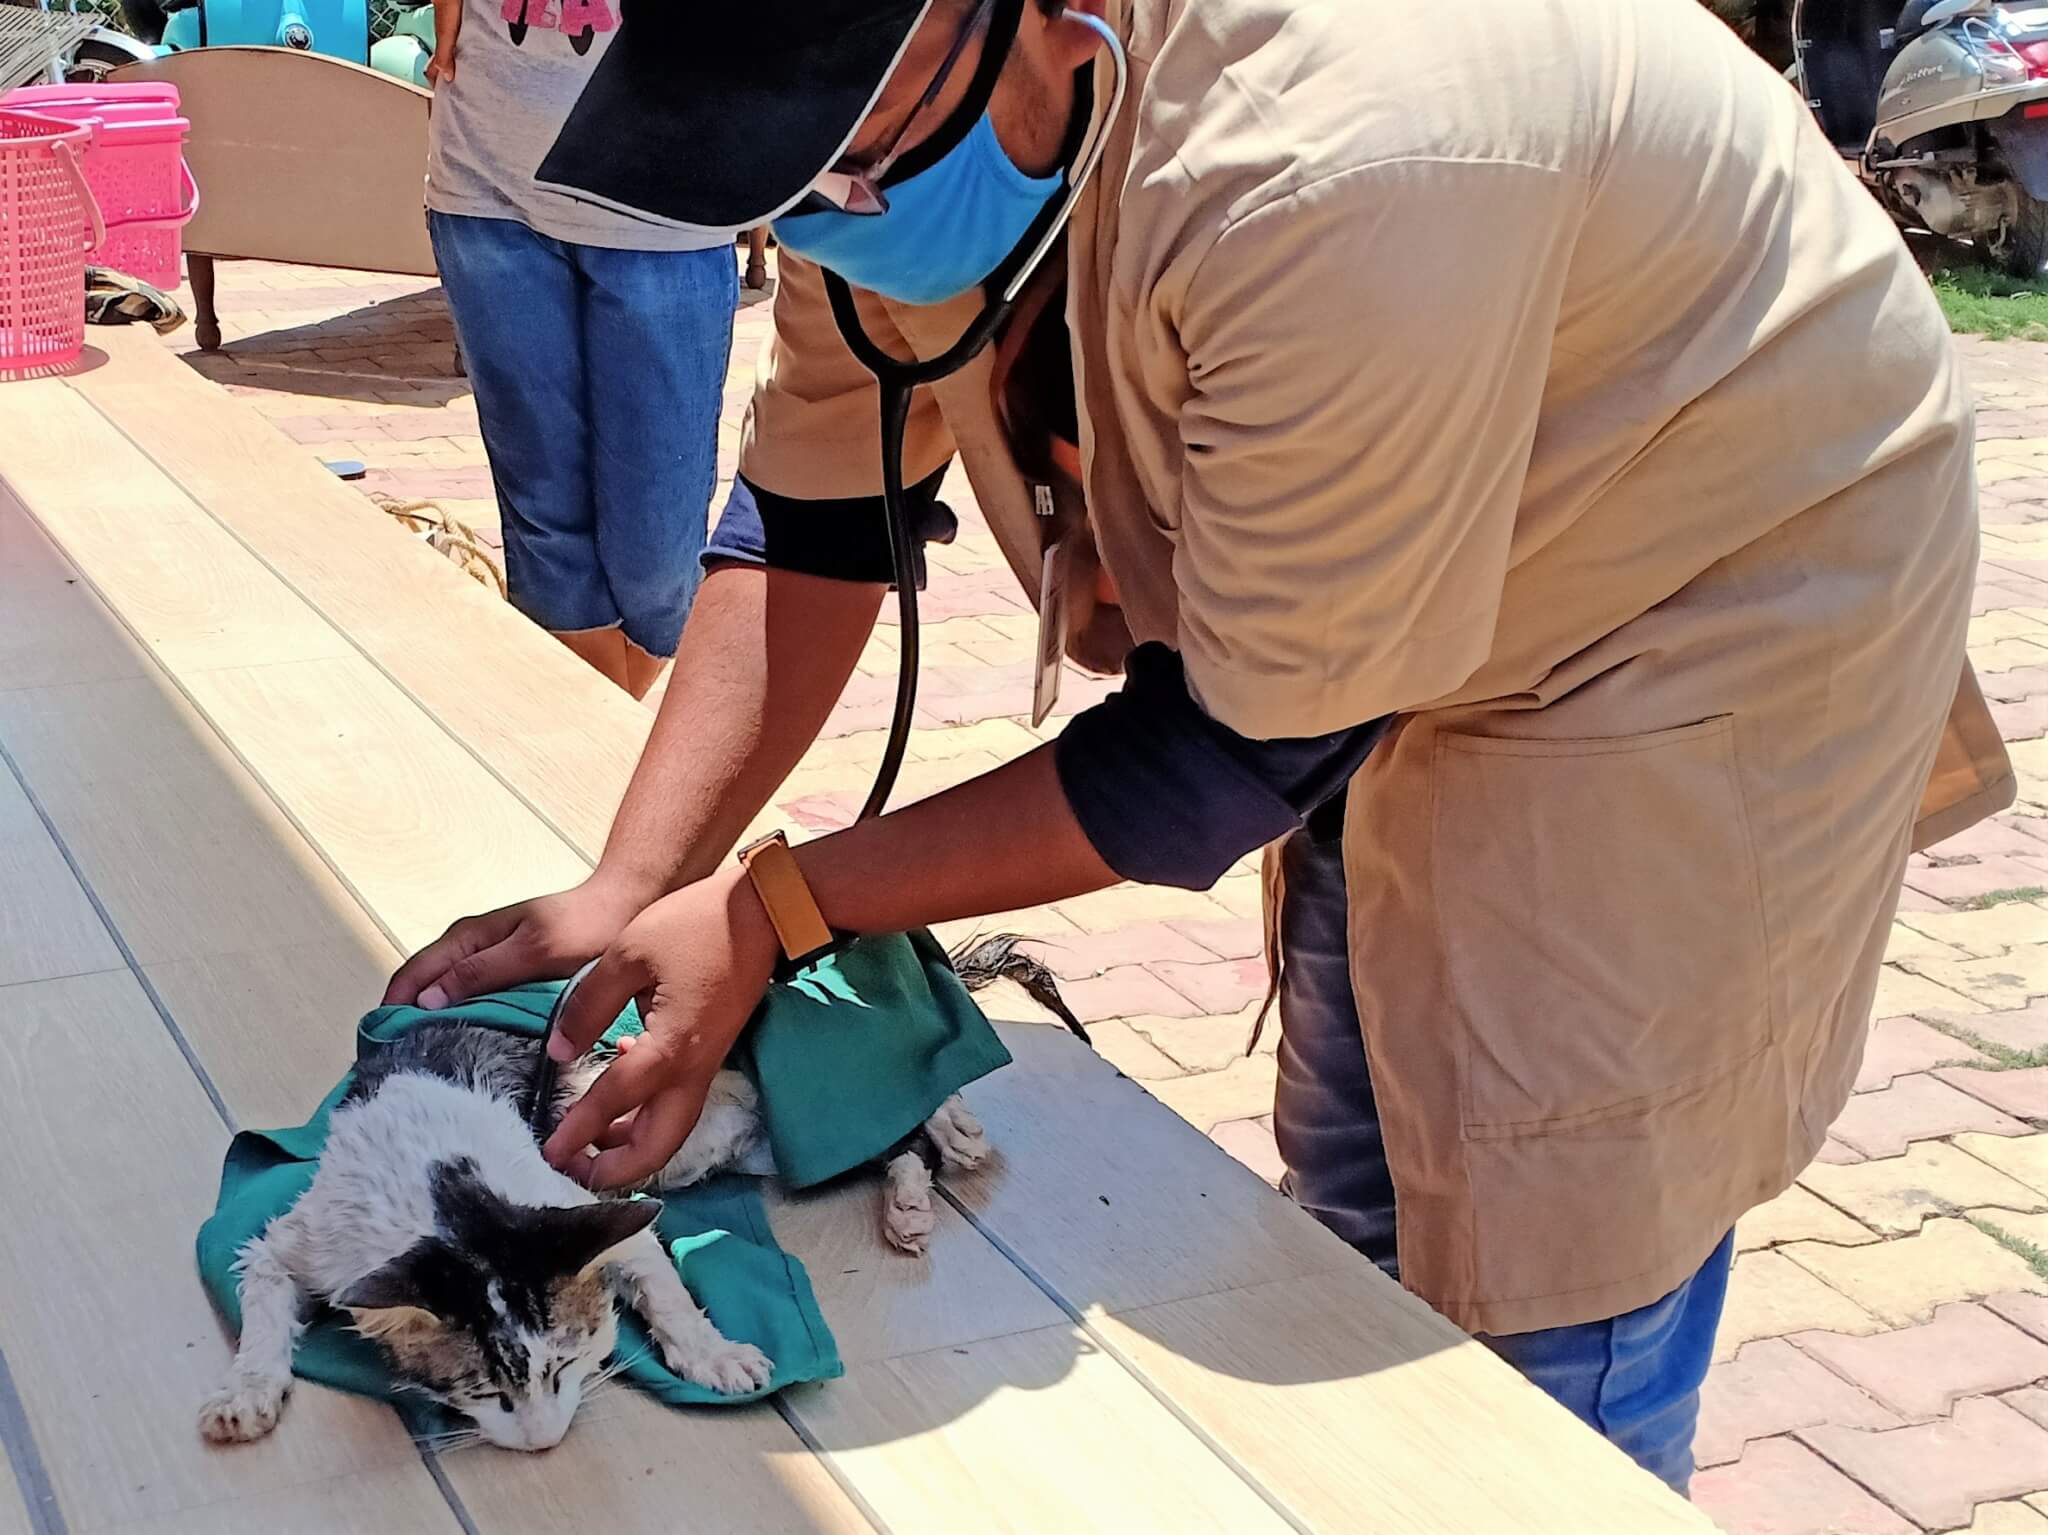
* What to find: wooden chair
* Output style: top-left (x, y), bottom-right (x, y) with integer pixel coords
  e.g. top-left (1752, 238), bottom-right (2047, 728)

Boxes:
top-left (110, 46), bottom-right (435, 350)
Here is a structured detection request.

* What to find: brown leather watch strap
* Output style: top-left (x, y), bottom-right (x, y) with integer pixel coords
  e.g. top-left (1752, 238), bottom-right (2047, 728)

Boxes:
top-left (736, 831), bottom-right (834, 966)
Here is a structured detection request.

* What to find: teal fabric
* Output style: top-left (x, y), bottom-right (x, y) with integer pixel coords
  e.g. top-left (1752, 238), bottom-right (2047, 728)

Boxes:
top-left (195, 929), bottom-right (1009, 1424)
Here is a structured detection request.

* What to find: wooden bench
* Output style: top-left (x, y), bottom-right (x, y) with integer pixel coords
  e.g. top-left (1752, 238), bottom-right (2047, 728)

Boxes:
top-left (0, 328), bottom-right (1713, 1534)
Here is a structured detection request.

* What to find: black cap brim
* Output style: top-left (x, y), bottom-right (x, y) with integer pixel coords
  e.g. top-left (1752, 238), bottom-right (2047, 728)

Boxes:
top-left (534, 0), bottom-right (933, 232)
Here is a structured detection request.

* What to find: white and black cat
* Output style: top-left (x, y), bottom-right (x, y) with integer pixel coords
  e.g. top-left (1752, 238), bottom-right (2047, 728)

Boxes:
top-left (199, 1020), bottom-right (990, 1453)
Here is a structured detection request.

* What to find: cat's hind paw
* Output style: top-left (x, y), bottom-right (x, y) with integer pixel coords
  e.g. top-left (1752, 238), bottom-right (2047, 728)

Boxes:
top-left (673, 1340), bottom-right (773, 1396)
top-left (198, 1377), bottom-right (288, 1444)
top-left (924, 1096), bottom-right (988, 1172)
top-left (882, 1150), bottom-right (936, 1255)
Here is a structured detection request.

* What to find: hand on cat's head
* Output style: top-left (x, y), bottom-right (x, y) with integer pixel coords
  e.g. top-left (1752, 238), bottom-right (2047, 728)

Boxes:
top-left (543, 868), bottom-right (781, 1189)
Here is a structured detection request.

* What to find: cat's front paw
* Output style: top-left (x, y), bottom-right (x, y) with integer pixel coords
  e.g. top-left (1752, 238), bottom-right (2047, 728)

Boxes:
top-left (198, 1377), bottom-right (288, 1443)
top-left (671, 1340), bottom-right (773, 1396)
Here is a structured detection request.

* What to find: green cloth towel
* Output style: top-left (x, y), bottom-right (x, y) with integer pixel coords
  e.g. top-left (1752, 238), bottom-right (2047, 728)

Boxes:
top-left (196, 929), bottom-right (1010, 1424)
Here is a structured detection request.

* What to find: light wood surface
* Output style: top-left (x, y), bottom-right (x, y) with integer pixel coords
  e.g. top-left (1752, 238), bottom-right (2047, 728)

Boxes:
top-left (0, 971), bottom-right (429, 1532)
top-left (793, 1327), bottom-right (1297, 1535)
top-left (0, 757), bottom-right (120, 989)
top-left (69, 332), bottom-right (650, 861)
top-left (0, 329), bottom-right (1712, 1533)
top-left (86, 1461), bottom-right (465, 1535)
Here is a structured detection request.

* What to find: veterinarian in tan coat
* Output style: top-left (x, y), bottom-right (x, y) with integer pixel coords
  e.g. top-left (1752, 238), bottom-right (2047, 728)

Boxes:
top-left (391, 0), bottom-right (2014, 1488)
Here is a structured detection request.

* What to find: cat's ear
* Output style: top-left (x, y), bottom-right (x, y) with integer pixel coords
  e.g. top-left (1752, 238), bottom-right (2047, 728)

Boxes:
top-left (534, 1198), bottom-right (664, 1277)
top-left (335, 1251), bottom-right (444, 1339)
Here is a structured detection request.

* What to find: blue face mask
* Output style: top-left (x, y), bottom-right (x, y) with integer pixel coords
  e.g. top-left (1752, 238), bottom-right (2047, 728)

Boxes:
top-left (772, 112), bottom-right (1064, 307)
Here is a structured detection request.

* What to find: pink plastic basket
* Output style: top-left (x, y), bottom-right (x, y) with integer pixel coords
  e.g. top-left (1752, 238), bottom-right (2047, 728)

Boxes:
top-left (2, 85), bottom-right (193, 290)
top-left (0, 109), bottom-right (104, 376)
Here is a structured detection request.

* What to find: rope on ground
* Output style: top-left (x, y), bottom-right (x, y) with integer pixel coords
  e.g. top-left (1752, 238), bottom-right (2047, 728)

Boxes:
top-left (367, 491), bottom-right (508, 600)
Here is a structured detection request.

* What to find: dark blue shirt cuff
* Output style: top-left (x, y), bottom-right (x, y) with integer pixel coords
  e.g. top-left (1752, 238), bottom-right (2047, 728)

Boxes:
top-left (704, 470), bottom-right (957, 587)
top-left (1053, 644), bottom-right (1388, 889)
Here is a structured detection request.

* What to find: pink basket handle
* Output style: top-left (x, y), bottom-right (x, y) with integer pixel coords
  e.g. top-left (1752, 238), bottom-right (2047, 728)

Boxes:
top-left (100, 161), bottom-right (200, 234)
top-left (51, 140), bottom-right (106, 255)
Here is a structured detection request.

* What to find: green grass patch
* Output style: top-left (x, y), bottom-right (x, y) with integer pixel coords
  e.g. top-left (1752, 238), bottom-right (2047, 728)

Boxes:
top-left (1970, 1214), bottom-right (2048, 1282)
top-left (1963, 885), bottom-right (2048, 910)
top-left (1918, 1015), bottom-right (2048, 1071)
top-left (1934, 267), bottom-right (2048, 341)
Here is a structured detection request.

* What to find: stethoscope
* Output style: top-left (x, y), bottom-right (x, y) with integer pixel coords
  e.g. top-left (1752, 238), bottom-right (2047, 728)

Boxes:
top-left (823, 6), bottom-right (1127, 824)
top-left (528, 14), bottom-right (1126, 1128)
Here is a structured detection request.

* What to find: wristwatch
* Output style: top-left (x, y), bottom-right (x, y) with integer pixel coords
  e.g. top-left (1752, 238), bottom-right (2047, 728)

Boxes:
top-left (736, 831), bottom-right (835, 972)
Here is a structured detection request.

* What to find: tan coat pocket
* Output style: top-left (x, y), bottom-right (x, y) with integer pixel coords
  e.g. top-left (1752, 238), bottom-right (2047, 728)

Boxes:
top-left (1432, 716), bottom-right (1773, 1139)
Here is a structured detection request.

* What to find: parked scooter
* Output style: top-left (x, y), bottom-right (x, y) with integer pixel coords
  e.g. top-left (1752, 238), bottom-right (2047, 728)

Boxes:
top-left (1794, 0), bottom-right (2048, 274)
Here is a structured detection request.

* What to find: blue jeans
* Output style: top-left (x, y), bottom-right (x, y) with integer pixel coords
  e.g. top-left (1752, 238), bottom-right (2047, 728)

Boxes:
top-left (428, 212), bottom-right (737, 657)
top-left (1272, 798), bottom-right (1732, 1494)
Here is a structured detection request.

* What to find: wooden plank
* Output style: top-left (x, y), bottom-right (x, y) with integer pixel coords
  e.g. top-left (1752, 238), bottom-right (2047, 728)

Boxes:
top-left (177, 658), bottom-right (591, 952)
top-left (0, 970), bottom-right (433, 1532)
top-left (0, 677), bottom-right (377, 968)
top-left (763, 1182), bottom-right (1063, 1367)
top-left (145, 935), bottom-right (400, 1130)
top-left (0, 576), bottom-right (862, 1535)
top-left (80, 1461), bottom-right (464, 1535)
top-left (793, 1327), bottom-right (1294, 1535)
top-left (953, 1023), bottom-right (1354, 1316)
top-left (63, 332), bottom-right (651, 858)
top-left (0, 1474), bottom-right (31, 1535)
top-left (1098, 1269), bottom-right (1717, 1534)
top-left (0, 765), bottom-right (121, 989)
top-left (439, 1392), bottom-right (873, 1535)
top-left (0, 491), bottom-right (147, 695)
top-left (0, 383), bottom-right (352, 677)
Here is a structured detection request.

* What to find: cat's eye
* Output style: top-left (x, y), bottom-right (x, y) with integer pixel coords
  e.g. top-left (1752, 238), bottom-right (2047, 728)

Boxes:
top-left (494, 1392), bottom-right (513, 1413)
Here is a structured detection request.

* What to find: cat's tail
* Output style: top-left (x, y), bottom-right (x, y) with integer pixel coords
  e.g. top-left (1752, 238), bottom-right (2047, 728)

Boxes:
top-left (948, 934), bottom-right (1089, 1045)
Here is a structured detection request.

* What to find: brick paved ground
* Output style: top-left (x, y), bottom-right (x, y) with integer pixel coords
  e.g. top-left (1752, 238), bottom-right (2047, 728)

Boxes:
top-left (170, 254), bottom-right (2048, 1532)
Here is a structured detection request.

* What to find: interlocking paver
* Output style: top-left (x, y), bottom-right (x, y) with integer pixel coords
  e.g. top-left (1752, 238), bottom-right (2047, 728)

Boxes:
top-left (1022, 923), bottom-right (1220, 979)
top-left (1165, 916), bottom-right (1265, 961)
top-left (1060, 964), bottom-right (1206, 1023)
top-left (1208, 1117), bottom-right (1284, 1187)
top-left (1739, 1185), bottom-right (1880, 1252)
top-left (1911, 945), bottom-right (2048, 1013)
top-left (1084, 1020), bottom-right (1183, 1082)
top-left (1789, 1302), bottom-right (2048, 1420)
top-left (1877, 963), bottom-right (1994, 1018)
top-left (1798, 1396), bottom-right (2048, 1532)
top-left (1147, 955), bottom-right (1268, 1016)
top-left (1828, 1074), bottom-right (2030, 1158)
top-left (1690, 1438), bottom-right (1914, 1535)
top-left (1717, 1251), bottom-right (1884, 1362)
top-left (1931, 1003), bottom-right (2048, 1055)
top-left (1940, 1066), bottom-right (2048, 1121)
top-left (1953, 1502), bottom-right (2048, 1535)
top-left (1797, 1141), bottom-right (2044, 1234)
top-left (1855, 1016), bottom-right (1991, 1092)
top-left (1904, 903), bottom-right (2048, 960)
top-left (2012, 1385), bottom-right (2048, 1432)
top-left (1696, 1340), bottom-right (1902, 1468)
top-left (1991, 1293), bottom-right (2048, 1346)
top-left (1129, 1003), bottom-right (1265, 1074)
top-left (1907, 862), bottom-right (2048, 913)
top-left (1142, 1055), bottom-right (1277, 1134)
top-left (1782, 1217), bottom-right (2048, 1326)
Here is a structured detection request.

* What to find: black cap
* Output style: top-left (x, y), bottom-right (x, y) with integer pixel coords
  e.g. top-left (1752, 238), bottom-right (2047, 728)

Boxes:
top-left (535, 0), bottom-right (936, 231)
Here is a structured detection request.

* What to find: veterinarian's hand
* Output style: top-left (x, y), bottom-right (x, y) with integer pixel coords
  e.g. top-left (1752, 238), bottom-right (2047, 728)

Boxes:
top-left (383, 872), bottom-right (658, 1011)
top-left (542, 868), bottom-right (780, 1188)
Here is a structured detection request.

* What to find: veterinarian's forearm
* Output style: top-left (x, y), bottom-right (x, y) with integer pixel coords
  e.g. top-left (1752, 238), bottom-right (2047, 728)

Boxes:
top-left (599, 565), bottom-right (883, 898)
top-left (792, 746), bottom-right (1119, 933)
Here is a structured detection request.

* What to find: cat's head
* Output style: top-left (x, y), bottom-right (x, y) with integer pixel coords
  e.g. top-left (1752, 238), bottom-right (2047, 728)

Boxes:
top-left (336, 1158), bottom-right (662, 1452)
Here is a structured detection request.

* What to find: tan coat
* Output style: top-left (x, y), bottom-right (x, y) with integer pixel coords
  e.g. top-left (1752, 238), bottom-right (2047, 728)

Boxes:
top-left (740, 0), bottom-right (2015, 1332)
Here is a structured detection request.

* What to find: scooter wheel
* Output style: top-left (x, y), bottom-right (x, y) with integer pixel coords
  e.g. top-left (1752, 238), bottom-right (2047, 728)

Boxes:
top-left (2006, 191), bottom-right (2048, 281)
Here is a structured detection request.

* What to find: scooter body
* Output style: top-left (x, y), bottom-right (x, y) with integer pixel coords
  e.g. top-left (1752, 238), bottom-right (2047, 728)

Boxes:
top-left (1795, 0), bottom-right (2048, 272)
